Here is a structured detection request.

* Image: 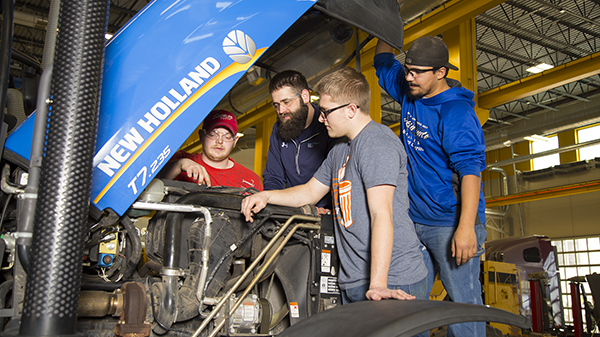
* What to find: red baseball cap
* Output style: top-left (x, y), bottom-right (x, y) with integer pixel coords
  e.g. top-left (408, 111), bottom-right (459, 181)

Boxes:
top-left (201, 110), bottom-right (238, 135)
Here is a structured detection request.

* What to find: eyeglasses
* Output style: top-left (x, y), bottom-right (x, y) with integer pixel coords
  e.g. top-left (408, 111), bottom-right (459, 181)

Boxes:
top-left (403, 66), bottom-right (440, 77)
top-left (319, 103), bottom-right (358, 119)
top-left (204, 130), bottom-right (235, 142)
top-left (272, 93), bottom-right (300, 111)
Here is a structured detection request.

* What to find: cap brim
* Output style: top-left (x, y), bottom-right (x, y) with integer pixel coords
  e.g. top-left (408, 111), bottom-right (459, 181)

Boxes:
top-left (205, 122), bottom-right (236, 135)
top-left (446, 63), bottom-right (459, 71)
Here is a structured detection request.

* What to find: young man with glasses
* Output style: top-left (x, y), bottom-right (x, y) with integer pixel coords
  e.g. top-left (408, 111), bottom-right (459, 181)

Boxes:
top-left (264, 70), bottom-right (338, 208)
top-left (374, 36), bottom-right (487, 337)
top-left (241, 68), bottom-right (427, 306)
top-left (159, 109), bottom-right (263, 191)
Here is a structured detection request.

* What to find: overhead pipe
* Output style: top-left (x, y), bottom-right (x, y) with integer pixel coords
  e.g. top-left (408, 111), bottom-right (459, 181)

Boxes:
top-left (11, 11), bottom-right (48, 29)
top-left (485, 167), bottom-right (510, 217)
top-left (19, 0), bottom-right (110, 335)
top-left (399, 0), bottom-right (448, 23)
top-left (485, 104), bottom-right (600, 151)
top-left (487, 138), bottom-right (600, 168)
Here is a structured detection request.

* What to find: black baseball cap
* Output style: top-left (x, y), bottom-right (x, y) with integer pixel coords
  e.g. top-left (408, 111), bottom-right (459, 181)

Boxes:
top-left (405, 36), bottom-right (459, 71)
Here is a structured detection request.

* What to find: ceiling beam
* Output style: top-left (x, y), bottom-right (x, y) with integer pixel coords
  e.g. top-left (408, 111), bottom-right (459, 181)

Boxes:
top-left (486, 180), bottom-right (600, 207)
top-left (477, 42), bottom-right (537, 65)
top-left (478, 51), bottom-right (600, 109)
top-left (237, 102), bottom-right (275, 132)
top-left (476, 14), bottom-right (586, 58)
top-left (403, 0), bottom-right (506, 49)
top-left (507, 0), bottom-right (600, 39)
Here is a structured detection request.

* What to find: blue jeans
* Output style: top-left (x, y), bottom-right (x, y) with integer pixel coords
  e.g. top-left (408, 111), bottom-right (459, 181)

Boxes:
top-left (414, 222), bottom-right (487, 337)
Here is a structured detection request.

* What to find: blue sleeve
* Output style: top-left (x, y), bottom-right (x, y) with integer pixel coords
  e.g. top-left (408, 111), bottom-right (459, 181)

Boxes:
top-left (313, 147), bottom-right (333, 188)
top-left (441, 101), bottom-right (487, 178)
top-left (262, 126), bottom-right (286, 190)
top-left (374, 53), bottom-right (406, 104)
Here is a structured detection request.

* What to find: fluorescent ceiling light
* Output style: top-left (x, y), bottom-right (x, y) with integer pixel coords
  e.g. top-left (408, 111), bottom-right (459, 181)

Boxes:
top-left (524, 134), bottom-right (549, 142)
top-left (537, 63), bottom-right (554, 70)
top-left (236, 133), bottom-right (244, 138)
top-left (105, 33), bottom-right (113, 40)
top-left (526, 63), bottom-right (554, 74)
top-left (310, 95), bottom-right (320, 102)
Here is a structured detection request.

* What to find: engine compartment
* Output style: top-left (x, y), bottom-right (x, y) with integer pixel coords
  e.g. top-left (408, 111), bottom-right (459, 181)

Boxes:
top-left (16, 178), bottom-right (342, 336)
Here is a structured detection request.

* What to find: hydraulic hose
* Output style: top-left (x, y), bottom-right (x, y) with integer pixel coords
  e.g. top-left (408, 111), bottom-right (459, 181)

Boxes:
top-left (119, 216), bottom-right (142, 280)
top-left (15, 65), bottom-right (53, 275)
top-left (19, 0), bottom-right (110, 336)
top-left (155, 193), bottom-right (212, 330)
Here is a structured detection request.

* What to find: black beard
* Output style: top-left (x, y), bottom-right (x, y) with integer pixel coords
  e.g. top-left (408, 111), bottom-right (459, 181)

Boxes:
top-left (277, 102), bottom-right (309, 141)
top-left (407, 84), bottom-right (424, 100)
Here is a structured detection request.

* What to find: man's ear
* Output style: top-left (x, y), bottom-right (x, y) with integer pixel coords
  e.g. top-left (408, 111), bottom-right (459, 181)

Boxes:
top-left (233, 135), bottom-right (239, 148)
top-left (437, 67), bottom-right (448, 79)
top-left (301, 88), bottom-right (311, 104)
top-left (347, 104), bottom-right (359, 119)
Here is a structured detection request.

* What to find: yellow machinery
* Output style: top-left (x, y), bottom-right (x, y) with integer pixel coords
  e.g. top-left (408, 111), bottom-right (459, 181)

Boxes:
top-left (482, 260), bottom-right (523, 336)
top-left (429, 261), bottom-right (524, 335)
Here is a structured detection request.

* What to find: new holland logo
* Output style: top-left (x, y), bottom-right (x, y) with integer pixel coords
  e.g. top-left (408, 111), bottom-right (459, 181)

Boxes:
top-left (222, 30), bottom-right (256, 64)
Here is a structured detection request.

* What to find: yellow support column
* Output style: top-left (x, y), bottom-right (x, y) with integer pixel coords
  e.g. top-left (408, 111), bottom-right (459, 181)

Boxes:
top-left (558, 130), bottom-right (578, 164)
top-left (346, 29), bottom-right (381, 123)
top-left (253, 115), bottom-right (276, 177)
top-left (443, 20), bottom-right (489, 126)
top-left (364, 57), bottom-right (382, 124)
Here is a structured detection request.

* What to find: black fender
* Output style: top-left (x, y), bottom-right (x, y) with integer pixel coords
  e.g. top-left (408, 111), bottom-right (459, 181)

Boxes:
top-left (278, 299), bottom-right (531, 337)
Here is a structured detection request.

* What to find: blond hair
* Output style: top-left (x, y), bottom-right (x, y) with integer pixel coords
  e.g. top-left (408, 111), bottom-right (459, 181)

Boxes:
top-left (314, 68), bottom-right (370, 113)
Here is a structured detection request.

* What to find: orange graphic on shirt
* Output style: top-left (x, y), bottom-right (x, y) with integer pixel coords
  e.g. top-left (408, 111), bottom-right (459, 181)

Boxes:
top-left (338, 180), bottom-right (352, 228)
top-left (333, 156), bottom-right (352, 228)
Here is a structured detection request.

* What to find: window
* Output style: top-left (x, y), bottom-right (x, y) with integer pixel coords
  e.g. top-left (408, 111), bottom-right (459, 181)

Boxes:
top-left (552, 236), bottom-right (600, 326)
top-left (531, 135), bottom-right (559, 170)
top-left (577, 124), bottom-right (600, 161)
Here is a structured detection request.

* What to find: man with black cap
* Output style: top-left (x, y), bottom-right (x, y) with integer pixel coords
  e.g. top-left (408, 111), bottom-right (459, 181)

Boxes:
top-left (374, 37), bottom-right (487, 337)
top-left (159, 110), bottom-right (263, 191)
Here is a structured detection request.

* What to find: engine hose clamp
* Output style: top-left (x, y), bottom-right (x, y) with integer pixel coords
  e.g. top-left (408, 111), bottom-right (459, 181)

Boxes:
top-left (17, 193), bottom-right (38, 200)
top-left (15, 232), bottom-right (33, 239)
top-left (160, 268), bottom-right (185, 277)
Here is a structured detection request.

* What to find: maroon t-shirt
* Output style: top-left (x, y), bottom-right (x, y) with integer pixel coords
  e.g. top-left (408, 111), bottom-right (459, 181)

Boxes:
top-left (170, 150), bottom-right (263, 191)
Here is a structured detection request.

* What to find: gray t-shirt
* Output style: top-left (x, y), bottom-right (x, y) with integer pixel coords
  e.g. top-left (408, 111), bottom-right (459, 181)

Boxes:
top-left (314, 120), bottom-right (427, 289)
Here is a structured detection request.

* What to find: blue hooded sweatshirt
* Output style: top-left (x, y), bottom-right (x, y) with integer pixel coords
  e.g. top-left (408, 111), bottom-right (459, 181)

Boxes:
top-left (374, 53), bottom-right (487, 227)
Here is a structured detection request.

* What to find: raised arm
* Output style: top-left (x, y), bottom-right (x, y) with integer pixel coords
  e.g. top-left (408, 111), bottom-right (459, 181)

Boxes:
top-left (375, 39), bottom-right (394, 55)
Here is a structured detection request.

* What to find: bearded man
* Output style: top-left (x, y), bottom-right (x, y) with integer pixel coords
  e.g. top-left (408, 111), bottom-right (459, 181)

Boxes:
top-left (263, 70), bottom-right (337, 208)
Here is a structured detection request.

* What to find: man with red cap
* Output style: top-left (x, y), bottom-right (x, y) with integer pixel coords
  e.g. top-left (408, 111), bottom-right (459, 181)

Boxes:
top-left (159, 110), bottom-right (263, 191)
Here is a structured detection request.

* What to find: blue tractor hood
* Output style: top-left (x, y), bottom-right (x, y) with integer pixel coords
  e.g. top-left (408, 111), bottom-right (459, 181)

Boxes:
top-left (5, 0), bottom-right (404, 215)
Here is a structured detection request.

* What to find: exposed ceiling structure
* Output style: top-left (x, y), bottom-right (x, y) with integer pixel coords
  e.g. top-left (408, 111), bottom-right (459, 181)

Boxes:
top-left (5, 0), bottom-right (600, 151)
